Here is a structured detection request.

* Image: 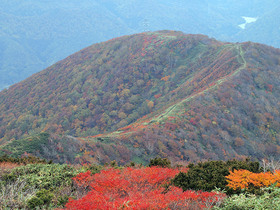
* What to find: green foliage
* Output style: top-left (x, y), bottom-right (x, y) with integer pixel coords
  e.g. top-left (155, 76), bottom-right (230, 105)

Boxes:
top-left (0, 178), bottom-right (37, 209)
top-left (0, 154), bottom-right (49, 164)
top-left (27, 189), bottom-right (54, 209)
top-left (218, 186), bottom-right (280, 209)
top-left (172, 161), bottom-right (229, 192)
top-left (172, 159), bottom-right (261, 194)
top-left (0, 134), bottom-right (88, 164)
top-left (226, 158), bottom-right (261, 173)
top-left (0, 133), bottom-right (50, 158)
top-left (149, 156), bottom-right (171, 168)
top-left (82, 164), bottom-right (103, 175)
top-left (57, 195), bottom-right (70, 207)
top-left (0, 161), bottom-right (90, 208)
top-left (27, 196), bottom-right (44, 209)
top-left (3, 163), bottom-right (85, 190)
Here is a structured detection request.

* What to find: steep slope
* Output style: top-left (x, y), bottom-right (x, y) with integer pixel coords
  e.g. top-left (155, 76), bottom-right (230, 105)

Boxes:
top-left (82, 41), bottom-right (280, 164)
top-left (0, 31), bottom-right (280, 164)
top-left (0, 31), bottom-right (237, 140)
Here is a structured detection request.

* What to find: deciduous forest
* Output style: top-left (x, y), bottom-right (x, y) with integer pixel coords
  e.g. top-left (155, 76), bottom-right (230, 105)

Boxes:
top-left (1, 31), bottom-right (279, 165)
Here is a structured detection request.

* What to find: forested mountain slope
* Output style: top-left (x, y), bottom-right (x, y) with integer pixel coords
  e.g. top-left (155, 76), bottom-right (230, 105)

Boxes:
top-left (0, 31), bottom-right (279, 164)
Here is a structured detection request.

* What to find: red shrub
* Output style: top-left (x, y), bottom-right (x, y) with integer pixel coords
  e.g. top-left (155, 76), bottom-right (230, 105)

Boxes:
top-left (66, 167), bottom-right (225, 209)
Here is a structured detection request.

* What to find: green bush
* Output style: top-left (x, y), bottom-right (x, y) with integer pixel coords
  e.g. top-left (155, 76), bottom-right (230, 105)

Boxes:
top-left (172, 161), bottom-right (230, 192)
top-left (0, 133), bottom-right (50, 158)
top-left (0, 161), bottom-right (103, 208)
top-left (149, 157), bottom-right (171, 168)
top-left (27, 197), bottom-right (44, 209)
top-left (82, 164), bottom-right (102, 174)
top-left (3, 163), bottom-right (85, 190)
top-left (226, 158), bottom-right (261, 173)
top-left (217, 186), bottom-right (280, 209)
top-left (27, 189), bottom-right (54, 209)
top-left (57, 195), bottom-right (70, 207)
top-left (172, 159), bottom-right (261, 194)
top-left (0, 154), bottom-right (49, 164)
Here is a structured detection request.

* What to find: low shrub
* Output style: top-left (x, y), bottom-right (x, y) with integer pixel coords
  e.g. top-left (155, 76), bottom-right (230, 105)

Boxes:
top-left (217, 186), bottom-right (280, 209)
top-left (27, 189), bottom-right (54, 209)
top-left (65, 167), bottom-right (226, 209)
top-left (3, 163), bottom-right (83, 190)
top-left (149, 156), bottom-right (171, 168)
top-left (172, 159), bottom-right (261, 195)
top-left (0, 178), bottom-right (37, 209)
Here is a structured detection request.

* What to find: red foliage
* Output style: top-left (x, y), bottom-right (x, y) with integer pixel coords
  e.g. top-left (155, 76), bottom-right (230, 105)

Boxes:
top-left (72, 171), bottom-right (93, 188)
top-left (164, 122), bottom-right (178, 131)
top-left (154, 94), bottom-right (162, 99)
top-left (190, 118), bottom-right (197, 126)
top-left (66, 167), bottom-right (225, 209)
top-left (266, 84), bottom-right (273, 92)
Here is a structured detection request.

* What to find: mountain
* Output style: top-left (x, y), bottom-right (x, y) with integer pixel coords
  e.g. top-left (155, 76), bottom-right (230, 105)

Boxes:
top-left (234, 4), bottom-right (280, 48)
top-left (0, 0), bottom-right (132, 90)
top-left (1, 0), bottom-right (279, 90)
top-left (0, 31), bottom-right (280, 164)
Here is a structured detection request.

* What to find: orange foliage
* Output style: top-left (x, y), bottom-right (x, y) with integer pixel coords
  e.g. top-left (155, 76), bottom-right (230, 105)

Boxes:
top-left (0, 162), bottom-right (22, 170)
top-left (161, 75), bottom-right (170, 82)
top-left (154, 94), bottom-right (162, 99)
top-left (234, 137), bottom-right (244, 147)
top-left (147, 100), bottom-right (154, 109)
top-left (249, 172), bottom-right (275, 188)
top-left (226, 169), bottom-right (253, 190)
top-left (226, 169), bottom-right (280, 190)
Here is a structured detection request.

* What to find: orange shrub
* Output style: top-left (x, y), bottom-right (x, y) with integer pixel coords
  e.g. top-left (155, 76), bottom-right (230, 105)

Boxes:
top-left (226, 169), bottom-right (280, 190)
top-left (226, 169), bottom-right (253, 190)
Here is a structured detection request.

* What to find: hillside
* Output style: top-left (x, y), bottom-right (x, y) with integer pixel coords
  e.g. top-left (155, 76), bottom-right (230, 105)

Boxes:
top-left (0, 31), bottom-right (280, 164)
top-left (1, 0), bottom-right (279, 90)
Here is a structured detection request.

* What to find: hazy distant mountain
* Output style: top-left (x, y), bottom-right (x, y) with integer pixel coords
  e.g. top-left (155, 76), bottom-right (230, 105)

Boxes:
top-left (234, 4), bottom-right (280, 47)
top-left (1, 31), bottom-right (279, 164)
top-left (0, 0), bottom-right (279, 90)
top-left (0, 0), bottom-right (133, 89)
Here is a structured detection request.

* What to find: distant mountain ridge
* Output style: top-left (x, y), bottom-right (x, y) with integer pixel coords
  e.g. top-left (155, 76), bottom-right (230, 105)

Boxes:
top-left (0, 0), bottom-right (279, 90)
top-left (0, 31), bottom-right (280, 164)
top-left (235, 4), bottom-right (280, 48)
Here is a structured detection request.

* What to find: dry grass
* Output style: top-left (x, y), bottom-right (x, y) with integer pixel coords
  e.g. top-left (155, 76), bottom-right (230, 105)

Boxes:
top-left (0, 162), bottom-right (22, 171)
top-left (0, 178), bottom-right (37, 209)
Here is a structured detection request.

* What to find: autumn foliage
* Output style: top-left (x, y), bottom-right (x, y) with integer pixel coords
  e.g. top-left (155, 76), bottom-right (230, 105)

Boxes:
top-left (1, 31), bottom-right (280, 165)
top-left (226, 169), bottom-right (280, 190)
top-left (66, 167), bottom-right (226, 209)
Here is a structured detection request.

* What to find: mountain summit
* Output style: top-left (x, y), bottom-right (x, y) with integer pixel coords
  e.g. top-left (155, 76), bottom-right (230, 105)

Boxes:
top-left (0, 31), bottom-right (279, 164)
